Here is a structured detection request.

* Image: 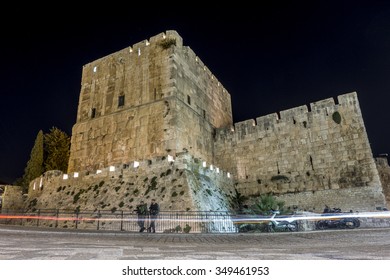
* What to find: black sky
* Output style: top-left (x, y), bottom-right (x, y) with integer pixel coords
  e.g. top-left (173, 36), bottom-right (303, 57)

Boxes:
top-left (1, 2), bottom-right (389, 183)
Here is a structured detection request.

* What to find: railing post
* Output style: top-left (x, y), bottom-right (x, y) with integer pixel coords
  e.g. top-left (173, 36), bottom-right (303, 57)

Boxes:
top-left (97, 210), bottom-right (100, 230)
top-left (205, 211), bottom-right (208, 233)
top-left (20, 209), bottom-right (24, 226)
top-left (37, 209), bottom-right (40, 227)
top-left (75, 209), bottom-right (79, 229)
top-left (120, 210), bottom-right (124, 231)
top-left (176, 212), bottom-right (179, 232)
top-left (55, 209), bottom-right (59, 228)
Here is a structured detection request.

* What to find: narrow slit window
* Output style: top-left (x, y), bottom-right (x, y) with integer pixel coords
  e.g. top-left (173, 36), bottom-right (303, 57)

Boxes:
top-left (91, 108), bottom-right (96, 118)
top-left (203, 109), bottom-right (206, 118)
top-left (118, 95), bottom-right (125, 107)
top-left (187, 95), bottom-right (191, 105)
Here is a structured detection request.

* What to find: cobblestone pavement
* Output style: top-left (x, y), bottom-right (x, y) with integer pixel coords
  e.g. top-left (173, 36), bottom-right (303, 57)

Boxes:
top-left (0, 224), bottom-right (389, 260)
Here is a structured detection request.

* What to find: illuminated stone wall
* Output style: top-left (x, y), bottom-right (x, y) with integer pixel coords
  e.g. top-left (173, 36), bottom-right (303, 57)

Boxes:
top-left (25, 154), bottom-right (234, 215)
top-left (68, 30), bottom-right (232, 173)
top-left (376, 156), bottom-right (390, 208)
top-left (1, 185), bottom-right (24, 210)
top-left (214, 92), bottom-right (386, 211)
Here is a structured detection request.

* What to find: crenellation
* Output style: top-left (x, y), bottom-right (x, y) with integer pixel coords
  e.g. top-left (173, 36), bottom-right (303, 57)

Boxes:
top-left (234, 119), bottom-right (256, 140)
top-left (310, 97), bottom-right (336, 111)
top-left (256, 113), bottom-right (279, 131)
top-left (337, 91), bottom-right (358, 106)
top-left (218, 93), bottom-right (355, 143)
top-left (279, 105), bottom-right (309, 120)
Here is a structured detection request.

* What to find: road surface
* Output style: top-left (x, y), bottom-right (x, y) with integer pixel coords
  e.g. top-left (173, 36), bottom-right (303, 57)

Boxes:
top-left (0, 224), bottom-right (389, 260)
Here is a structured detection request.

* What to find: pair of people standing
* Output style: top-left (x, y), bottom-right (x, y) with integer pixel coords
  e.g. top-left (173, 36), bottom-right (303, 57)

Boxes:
top-left (135, 199), bottom-right (159, 233)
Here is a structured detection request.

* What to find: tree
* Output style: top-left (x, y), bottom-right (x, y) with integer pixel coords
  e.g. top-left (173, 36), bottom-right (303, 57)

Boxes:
top-left (44, 127), bottom-right (70, 172)
top-left (15, 127), bottom-right (70, 192)
top-left (20, 130), bottom-right (44, 193)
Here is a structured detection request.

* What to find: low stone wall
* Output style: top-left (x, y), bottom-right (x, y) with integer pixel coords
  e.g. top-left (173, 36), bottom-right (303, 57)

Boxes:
top-left (277, 186), bottom-right (386, 213)
top-left (1, 185), bottom-right (25, 210)
top-left (376, 156), bottom-right (390, 207)
top-left (3, 154), bottom-right (235, 217)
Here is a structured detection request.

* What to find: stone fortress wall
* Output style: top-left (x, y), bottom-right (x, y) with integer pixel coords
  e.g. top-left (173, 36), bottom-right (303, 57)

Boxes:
top-left (3, 153), bottom-right (235, 215)
top-left (214, 92), bottom-right (385, 211)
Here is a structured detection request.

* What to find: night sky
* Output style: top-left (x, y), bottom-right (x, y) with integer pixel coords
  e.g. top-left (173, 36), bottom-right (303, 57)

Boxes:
top-left (1, 2), bottom-right (389, 184)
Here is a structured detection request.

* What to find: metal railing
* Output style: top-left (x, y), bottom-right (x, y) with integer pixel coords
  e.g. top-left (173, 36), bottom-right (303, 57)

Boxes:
top-left (0, 208), bottom-right (238, 233)
top-left (3, 208), bottom-right (389, 233)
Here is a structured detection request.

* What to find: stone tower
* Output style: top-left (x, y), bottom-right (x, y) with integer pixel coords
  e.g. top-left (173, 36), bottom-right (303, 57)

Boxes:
top-left (68, 30), bottom-right (232, 173)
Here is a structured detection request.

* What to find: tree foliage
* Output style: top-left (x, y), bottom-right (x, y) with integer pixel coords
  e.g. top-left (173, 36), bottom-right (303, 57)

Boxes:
top-left (20, 130), bottom-right (44, 192)
top-left (15, 127), bottom-right (70, 193)
top-left (44, 127), bottom-right (70, 172)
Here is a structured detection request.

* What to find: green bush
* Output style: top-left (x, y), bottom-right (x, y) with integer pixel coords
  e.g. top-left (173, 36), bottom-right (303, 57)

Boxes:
top-left (183, 224), bottom-right (191, 233)
top-left (332, 111), bottom-right (342, 124)
top-left (159, 38), bottom-right (176, 49)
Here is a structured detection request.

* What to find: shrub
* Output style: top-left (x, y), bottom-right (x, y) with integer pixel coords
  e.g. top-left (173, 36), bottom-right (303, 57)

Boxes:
top-left (159, 38), bottom-right (176, 49)
top-left (332, 111), bottom-right (342, 124)
top-left (183, 224), bottom-right (191, 233)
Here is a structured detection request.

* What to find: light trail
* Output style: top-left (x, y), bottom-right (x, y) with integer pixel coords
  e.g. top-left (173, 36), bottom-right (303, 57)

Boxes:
top-left (231, 211), bottom-right (390, 224)
top-left (0, 211), bottom-right (388, 224)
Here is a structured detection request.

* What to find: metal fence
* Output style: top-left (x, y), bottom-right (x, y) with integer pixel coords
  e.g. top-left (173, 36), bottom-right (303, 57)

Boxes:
top-left (0, 208), bottom-right (238, 233)
top-left (3, 208), bottom-right (388, 233)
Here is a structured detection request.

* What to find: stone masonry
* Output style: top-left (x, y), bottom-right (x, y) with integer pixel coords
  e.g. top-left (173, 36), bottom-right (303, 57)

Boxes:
top-left (68, 30), bottom-right (231, 173)
top-left (376, 156), bottom-right (390, 208)
top-left (2, 30), bottom-right (387, 214)
top-left (215, 92), bottom-right (386, 211)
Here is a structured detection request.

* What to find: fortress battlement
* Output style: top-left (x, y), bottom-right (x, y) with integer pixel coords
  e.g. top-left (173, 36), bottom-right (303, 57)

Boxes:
top-left (80, 30), bottom-right (229, 97)
top-left (217, 92), bottom-right (359, 141)
top-left (82, 30), bottom-right (182, 69)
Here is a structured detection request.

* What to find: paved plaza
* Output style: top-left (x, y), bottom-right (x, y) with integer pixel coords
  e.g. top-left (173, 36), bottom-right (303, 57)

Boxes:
top-left (0, 224), bottom-right (389, 260)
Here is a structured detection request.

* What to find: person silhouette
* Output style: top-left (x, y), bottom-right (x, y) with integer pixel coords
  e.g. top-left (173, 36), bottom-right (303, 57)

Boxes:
top-left (135, 201), bottom-right (148, 232)
top-left (148, 199), bottom-right (160, 233)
